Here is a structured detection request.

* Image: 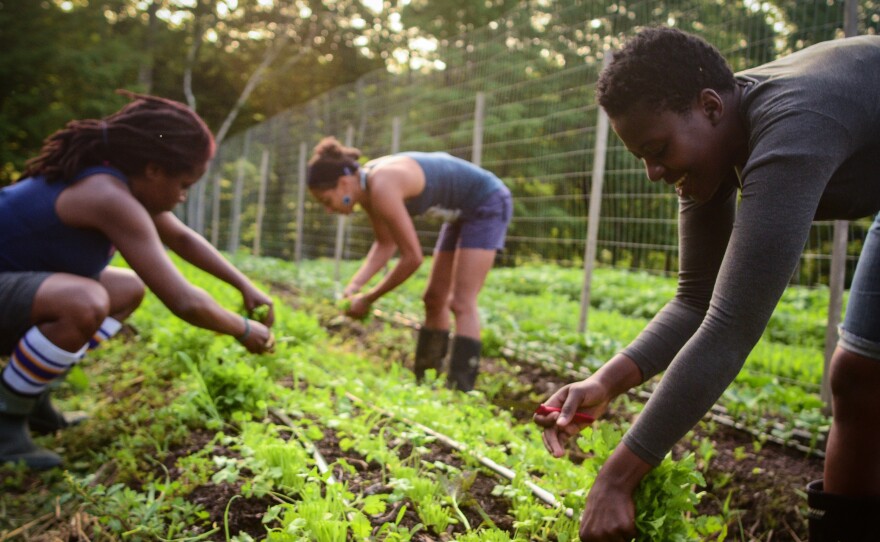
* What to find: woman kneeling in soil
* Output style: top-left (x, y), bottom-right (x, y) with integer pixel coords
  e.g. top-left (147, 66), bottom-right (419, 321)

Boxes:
top-left (0, 91), bottom-right (276, 470)
top-left (534, 27), bottom-right (880, 541)
top-left (307, 137), bottom-right (512, 392)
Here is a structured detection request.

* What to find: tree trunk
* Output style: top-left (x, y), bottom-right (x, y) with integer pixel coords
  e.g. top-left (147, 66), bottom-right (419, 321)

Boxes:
top-left (137, 0), bottom-right (159, 93)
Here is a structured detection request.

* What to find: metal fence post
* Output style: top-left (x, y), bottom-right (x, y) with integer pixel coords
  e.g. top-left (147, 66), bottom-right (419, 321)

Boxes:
top-left (823, 223), bottom-right (848, 407)
top-left (332, 126), bottom-right (356, 290)
top-left (579, 53), bottom-right (612, 335)
top-left (295, 141), bottom-right (307, 265)
top-left (228, 132), bottom-right (250, 254)
top-left (472, 92), bottom-right (486, 167)
top-left (194, 173), bottom-right (207, 235)
top-left (184, 181), bottom-right (195, 229)
top-left (391, 116), bottom-right (402, 154)
top-left (253, 148), bottom-right (270, 257)
top-left (344, 125), bottom-right (356, 260)
top-left (210, 169), bottom-right (222, 247)
top-left (822, 0), bottom-right (859, 409)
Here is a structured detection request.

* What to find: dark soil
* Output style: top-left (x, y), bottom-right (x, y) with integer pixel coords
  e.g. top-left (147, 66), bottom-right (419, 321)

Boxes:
top-left (492, 353), bottom-right (824, 541)
top-left (0, 288), bottom-right (824, 542)
top-left (315, 309), bottom-right (825, 542)
top-left (169, 404), bottom-right (517, 540)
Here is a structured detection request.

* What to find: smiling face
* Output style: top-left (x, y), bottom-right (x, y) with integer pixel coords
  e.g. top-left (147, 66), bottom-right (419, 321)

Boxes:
top-left (609, 91), bottom-right (736, 203)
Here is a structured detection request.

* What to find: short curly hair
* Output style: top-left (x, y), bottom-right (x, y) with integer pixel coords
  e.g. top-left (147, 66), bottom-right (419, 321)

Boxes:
top-left (597, 26), bottom-right (736, 118)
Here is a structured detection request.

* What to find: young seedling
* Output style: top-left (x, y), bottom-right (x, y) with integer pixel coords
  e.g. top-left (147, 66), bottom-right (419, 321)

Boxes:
top-left (250, 303), bottom-right (271, 323)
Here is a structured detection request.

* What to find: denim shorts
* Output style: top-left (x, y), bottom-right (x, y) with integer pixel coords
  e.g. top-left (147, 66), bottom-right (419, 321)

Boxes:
top-left (435, 187), bottom-right (512, 252)
top-left (839, 211), bottom-right (880, 360)
top-left (0, 272), bottom-right (51, 354)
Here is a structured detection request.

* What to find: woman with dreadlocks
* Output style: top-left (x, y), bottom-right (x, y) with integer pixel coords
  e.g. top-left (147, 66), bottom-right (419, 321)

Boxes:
top-left (0, 91), bottom-right (276, 469)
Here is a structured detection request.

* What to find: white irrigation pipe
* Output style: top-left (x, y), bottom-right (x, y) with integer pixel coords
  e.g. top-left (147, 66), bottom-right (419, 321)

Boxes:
top-left (270, 335), bottom-right (575, 521)
top-left (369, 307), bottom-right (826, 458)
top-left (270, 407), bottom-right (336, 484)
top-left (344, 392), bottom-right (576, 520)
top-left (269, 407), bottom-right (375, 541)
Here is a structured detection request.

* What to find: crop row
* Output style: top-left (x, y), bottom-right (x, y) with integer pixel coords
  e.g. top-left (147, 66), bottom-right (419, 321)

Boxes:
top-left (3, 254), bottom-right (728, 541)
top-left (239, 255), bottom-right (831, 453)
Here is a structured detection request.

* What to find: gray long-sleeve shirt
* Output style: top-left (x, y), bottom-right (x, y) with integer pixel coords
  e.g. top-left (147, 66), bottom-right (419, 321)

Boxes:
top-left (621, 35), bottom-right (880, 465)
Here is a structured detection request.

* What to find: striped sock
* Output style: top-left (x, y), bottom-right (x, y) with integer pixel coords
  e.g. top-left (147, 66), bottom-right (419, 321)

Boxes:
top-left (2, 327), bottom-right (87, 396)
top-left (87, 317), bottom-right (123, 351)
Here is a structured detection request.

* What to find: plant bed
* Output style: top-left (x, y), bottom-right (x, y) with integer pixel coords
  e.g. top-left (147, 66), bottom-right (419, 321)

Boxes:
top-left (2, 253), bottom-right (822, 541)
top-left (306, 291), bottom-right (823, 542)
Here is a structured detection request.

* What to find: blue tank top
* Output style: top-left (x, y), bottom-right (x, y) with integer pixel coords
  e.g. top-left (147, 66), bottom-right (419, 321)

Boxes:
top-left (399, 152), bottom-right (505, 221)
top-left (0, 166), bottom-right (126, 277)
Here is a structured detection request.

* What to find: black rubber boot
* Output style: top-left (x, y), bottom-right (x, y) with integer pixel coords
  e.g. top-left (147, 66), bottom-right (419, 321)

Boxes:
top-left (28, 389), bottom-right (88, 435)
top-left (414, 327), bottom-right (449, 383)
top-left (807, 479), bottom-right (880, 541)
top-left (0, 382), bottom-right (63, 470)
top-left (446, 336), bottom-right (481, 392)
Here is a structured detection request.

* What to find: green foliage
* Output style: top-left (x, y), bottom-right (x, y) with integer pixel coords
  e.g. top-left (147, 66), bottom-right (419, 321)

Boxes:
top-left (240, 422), bottom-right (313, 494)
top-left (64, 472), bottom-right (214, 540)
top-left (0, 1), bottom-right (139, 185)
top-left (181, 353), bottom-right (275, 421)
top-left (251, 303), bottom-right (271, 323)
top-left (571, 426), bottom-right (722, 541)
top-left (0, 256), bottom-right (751, 538)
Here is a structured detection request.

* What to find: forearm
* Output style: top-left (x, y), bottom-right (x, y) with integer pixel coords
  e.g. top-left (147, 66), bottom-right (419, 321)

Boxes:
top-left (623, 187), bottom-right (734, 380)
top-left (363, 254), bottom-right (422, 303)
top-left (347, 242), bottom-right (395, 293)
top-left (165, 225), bottom-right (251, 291)
top-left (621, 298), bottom-right (706, 381)
top-left (596, 442), bottom-right (654, 494)
top-left (163, 286), bottom-right (247, 337)
top-left (593, 353), bottom-right (644, 399)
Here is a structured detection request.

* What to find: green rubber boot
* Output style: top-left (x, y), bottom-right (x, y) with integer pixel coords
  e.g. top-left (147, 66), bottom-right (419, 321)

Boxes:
top-left (413, 327), bottom-right (449, 383)
top-left (807, 479), bottom-right (880, 541)
top-left (0, 382), bottom-right (63, 470)
top-left (446, 336), bottom-right (481, 392)
top-left (28, 389), bottom-right (88, 435)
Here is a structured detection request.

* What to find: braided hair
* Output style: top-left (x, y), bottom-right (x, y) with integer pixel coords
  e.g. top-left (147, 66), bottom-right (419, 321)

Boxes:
top-left (21, 90), bottom-right (215, 183)
top-left (307, 136), bottom-right (361, 190)
top-left (597, 26), bottom-right (736, 118)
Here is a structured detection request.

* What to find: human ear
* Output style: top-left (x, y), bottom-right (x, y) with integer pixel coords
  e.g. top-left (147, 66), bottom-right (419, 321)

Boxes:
top-left (699, 89), bottom-right (724, 125)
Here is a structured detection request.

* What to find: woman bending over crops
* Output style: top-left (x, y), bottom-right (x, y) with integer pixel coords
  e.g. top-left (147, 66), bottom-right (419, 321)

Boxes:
top-left (307, 137), bottom-right (512, 392)
top-left (0, 91), bottom-right (276, 470)
top-left (534, 26), bottom-right (880, 541)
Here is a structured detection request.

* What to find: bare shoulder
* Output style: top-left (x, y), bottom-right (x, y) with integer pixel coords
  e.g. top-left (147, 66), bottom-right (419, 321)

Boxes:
top-left (368, 156), bottom-right (425, 197)
top-left (368, 154), bottom-right (419, 174)
top-left (56, 172), bottom-right (148, 230)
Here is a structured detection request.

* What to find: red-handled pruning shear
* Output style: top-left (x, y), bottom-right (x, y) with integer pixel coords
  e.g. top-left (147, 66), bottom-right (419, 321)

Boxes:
top-left (535, 404), bottom-right (595, 424)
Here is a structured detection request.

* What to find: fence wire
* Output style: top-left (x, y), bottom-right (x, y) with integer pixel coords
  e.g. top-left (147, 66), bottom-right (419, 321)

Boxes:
top-left (183, 0), bottom-right (876, 384)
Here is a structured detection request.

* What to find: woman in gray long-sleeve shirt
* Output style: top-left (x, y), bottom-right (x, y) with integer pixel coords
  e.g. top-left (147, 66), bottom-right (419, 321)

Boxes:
top-left (534, 26), bottom-right (880, 541)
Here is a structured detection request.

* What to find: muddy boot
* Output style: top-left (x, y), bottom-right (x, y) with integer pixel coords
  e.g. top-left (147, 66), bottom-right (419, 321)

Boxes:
top-left (807, 479), bottom-right (880, 541)
top-left (0, 382), bottom-right (62, 470)
top-left (414, 328), bottom-right (449, 383)
top-left (446, 336), bottom-right (481, 392)
top-left (28, 389), bottom-right (88, 435)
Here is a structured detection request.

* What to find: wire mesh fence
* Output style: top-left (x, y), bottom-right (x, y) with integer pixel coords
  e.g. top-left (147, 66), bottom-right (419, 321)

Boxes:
top-left (183, 0), bottom-right (876, 372)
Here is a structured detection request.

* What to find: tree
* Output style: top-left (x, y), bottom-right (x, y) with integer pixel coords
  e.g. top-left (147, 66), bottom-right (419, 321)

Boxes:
top-left (158, 0), bottom-right (387, 145)
top-left (0, 0), bottom-right (141, 184)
